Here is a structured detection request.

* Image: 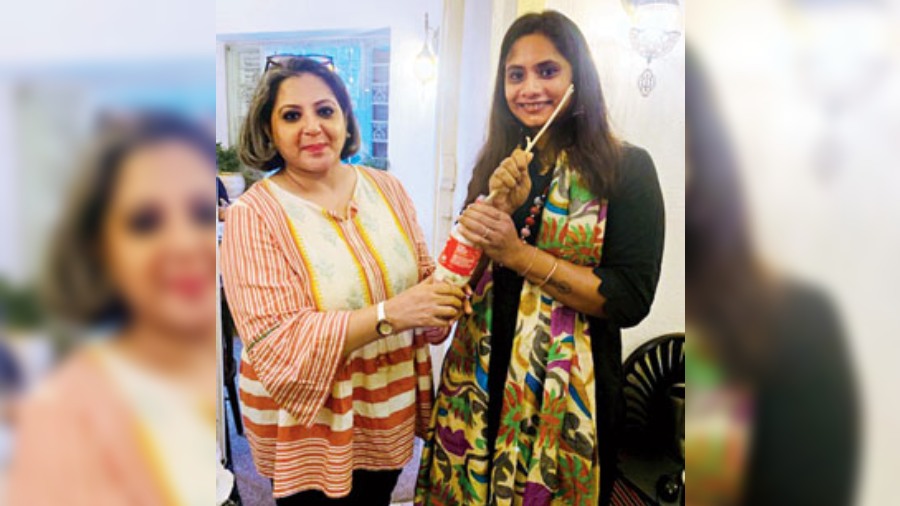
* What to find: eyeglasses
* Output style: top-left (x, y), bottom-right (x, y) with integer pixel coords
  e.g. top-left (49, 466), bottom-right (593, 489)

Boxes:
top-left (265, 54), bottom-right (335, 73)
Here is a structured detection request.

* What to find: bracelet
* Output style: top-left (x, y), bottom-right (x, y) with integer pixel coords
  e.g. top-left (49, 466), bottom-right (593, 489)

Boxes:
top-left (538, 259), bottom-right (560, 288)
top-left (518, 247), bottom-right (539, 278)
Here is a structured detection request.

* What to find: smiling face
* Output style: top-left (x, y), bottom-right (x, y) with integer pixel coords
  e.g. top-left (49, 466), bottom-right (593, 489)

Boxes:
top-left (101, 140), bottom-right (216, 337)
top-left (270, 73), bottom-right (347, 175)
top-left (504, 33), bottom-right (574, 129)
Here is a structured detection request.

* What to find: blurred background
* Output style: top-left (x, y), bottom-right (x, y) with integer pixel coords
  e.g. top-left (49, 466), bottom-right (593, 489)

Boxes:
top-left (0, 0), bottom-right (215, 503)
top-left (689, 0), bottom-right (900, 505)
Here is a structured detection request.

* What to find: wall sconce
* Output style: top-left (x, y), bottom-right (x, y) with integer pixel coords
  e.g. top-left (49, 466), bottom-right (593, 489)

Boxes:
top-left (623, 0), bottom-right (683, 96)
top-left (413, 13), bottom-right (439, 84)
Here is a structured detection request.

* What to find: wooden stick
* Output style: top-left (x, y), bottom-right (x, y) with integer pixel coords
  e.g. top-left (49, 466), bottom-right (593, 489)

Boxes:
top-left (485, 84), bottom-right (575, 203)
top-left (525, 83), bottom-right (575, 154)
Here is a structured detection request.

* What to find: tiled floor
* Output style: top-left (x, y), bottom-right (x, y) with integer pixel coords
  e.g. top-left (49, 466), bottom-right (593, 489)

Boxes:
top-left (225, 401), bottom-right (273, 505)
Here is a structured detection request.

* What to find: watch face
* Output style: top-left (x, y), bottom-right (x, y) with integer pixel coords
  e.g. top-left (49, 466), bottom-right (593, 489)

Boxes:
top-left (377, 320), bottom-right (393, 336)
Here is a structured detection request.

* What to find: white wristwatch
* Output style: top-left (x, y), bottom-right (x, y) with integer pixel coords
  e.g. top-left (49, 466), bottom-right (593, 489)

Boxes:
top-left (375, 301), bottom-right (394, 337)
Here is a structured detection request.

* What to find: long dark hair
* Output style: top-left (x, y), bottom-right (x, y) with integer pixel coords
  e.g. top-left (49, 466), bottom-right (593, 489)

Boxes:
top-left (464, 10), bottom-right (620, 207)
top-left (686, 48), bottom-right (775, 380)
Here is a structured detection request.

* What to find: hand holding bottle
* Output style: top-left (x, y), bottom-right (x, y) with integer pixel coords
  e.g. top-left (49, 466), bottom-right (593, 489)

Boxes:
top-left (419, 284), bottom-right (473, 345)
top-left (384, 276), bottom-right (467, 332)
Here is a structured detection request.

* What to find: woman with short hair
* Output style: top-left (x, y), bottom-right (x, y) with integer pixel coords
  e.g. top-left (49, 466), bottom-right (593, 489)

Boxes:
top-left (221, 57), bottom-right (468, 505)
top-left (9, 114), bottom-right (218, 506)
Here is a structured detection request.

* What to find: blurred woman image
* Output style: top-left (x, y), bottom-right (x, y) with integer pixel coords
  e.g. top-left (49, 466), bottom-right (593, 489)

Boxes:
top-left (685, 50), bottom-right (858, 506)
top-left (220, 57), bottom-right (469, 505)
top-left (416, 11), bottom-right (665, 506)
top-left (8, 114), bottom-right (218, 506)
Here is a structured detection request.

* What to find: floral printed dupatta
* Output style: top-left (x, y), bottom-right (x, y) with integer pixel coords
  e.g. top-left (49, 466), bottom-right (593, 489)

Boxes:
top-left (416, 157), bottom-right (608, 506)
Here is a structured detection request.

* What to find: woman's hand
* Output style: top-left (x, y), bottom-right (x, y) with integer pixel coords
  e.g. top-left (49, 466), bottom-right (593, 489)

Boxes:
top-left (458, 202), bottom-right (529, 268)
top-left (420, 284), bottom-right (473, 345)
top-left (489, 147), bottom-right (533, 215)
top-left (385, 276), bottom-right (468, 332)
top-left (420, 326), bottom-right (451, 345)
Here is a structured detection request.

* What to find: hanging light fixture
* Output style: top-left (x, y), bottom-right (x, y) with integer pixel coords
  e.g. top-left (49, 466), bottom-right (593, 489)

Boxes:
top-left (623, 0), bottom-right (683, 97)
top-left (413, 13), bottom-right (438, 84)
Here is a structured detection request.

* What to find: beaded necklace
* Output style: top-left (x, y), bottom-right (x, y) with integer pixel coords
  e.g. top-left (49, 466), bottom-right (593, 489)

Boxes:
top-left (519, 181), bottom-right (553, 241)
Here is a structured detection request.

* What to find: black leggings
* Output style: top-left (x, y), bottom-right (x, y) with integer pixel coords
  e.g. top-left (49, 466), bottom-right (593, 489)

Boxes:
top-left (274, 469), bottom-right (402, 506)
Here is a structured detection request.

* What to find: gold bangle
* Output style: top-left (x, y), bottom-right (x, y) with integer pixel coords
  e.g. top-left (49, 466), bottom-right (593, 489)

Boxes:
top-left (537, 259), bottom-right (559, 288)
top-left (518, 247), bottom-right (539, 278)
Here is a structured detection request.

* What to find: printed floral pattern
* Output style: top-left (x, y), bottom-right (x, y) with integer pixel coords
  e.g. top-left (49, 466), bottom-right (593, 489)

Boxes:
top-left (416, 157), bottom-right (609, 506)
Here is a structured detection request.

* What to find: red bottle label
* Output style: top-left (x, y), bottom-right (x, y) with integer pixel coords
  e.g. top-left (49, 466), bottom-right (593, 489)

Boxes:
top-left (438, 235), bottom-right (482, 276)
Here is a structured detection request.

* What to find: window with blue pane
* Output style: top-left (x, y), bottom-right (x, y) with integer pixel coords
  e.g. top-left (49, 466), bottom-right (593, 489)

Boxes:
top-left (262, 31), bottom-right (390, 169)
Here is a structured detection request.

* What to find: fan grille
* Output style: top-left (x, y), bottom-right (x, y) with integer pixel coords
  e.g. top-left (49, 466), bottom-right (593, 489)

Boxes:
top-left (623, 333), bottom-right (685, 455)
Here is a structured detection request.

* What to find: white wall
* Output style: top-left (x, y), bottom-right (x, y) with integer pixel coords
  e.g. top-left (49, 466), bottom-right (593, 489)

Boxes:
top-left (452, 0), bottom-right (498, 214)
top-left (0, 0), bottom-right (212, 65)
top-left (215, 43), bottom-right (229, 147)
top-left (0, 81), bottom-right (21, 282)
top-left (216, 0), bottom-right (444, 246)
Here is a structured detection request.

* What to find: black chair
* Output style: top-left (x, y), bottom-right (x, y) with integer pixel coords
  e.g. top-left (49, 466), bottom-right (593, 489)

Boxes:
top-left (621, 333), bottom-right (685, 505)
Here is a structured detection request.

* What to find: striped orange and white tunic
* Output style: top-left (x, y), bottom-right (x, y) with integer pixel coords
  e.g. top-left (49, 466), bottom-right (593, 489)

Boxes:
top-left (220, 166), bottom-right (434, 499)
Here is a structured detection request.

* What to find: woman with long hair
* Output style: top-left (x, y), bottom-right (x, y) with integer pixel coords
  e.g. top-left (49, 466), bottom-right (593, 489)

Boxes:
top-left (417, 11), bottom-right (665, 505)
top-left (685, 49), bottom-right (858, 506)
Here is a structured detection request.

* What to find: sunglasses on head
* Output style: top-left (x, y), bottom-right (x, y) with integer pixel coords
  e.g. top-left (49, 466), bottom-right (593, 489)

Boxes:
top-left (264, 54), bottom-right (335, 72)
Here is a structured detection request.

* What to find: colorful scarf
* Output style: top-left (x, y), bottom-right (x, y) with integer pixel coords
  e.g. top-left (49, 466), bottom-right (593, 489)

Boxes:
top-left (416, 155), bottom-right (609, 506)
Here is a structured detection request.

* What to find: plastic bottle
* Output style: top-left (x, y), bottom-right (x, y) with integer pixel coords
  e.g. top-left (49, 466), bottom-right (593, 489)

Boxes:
top-left (433, 223), bottom-right (482, 286)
